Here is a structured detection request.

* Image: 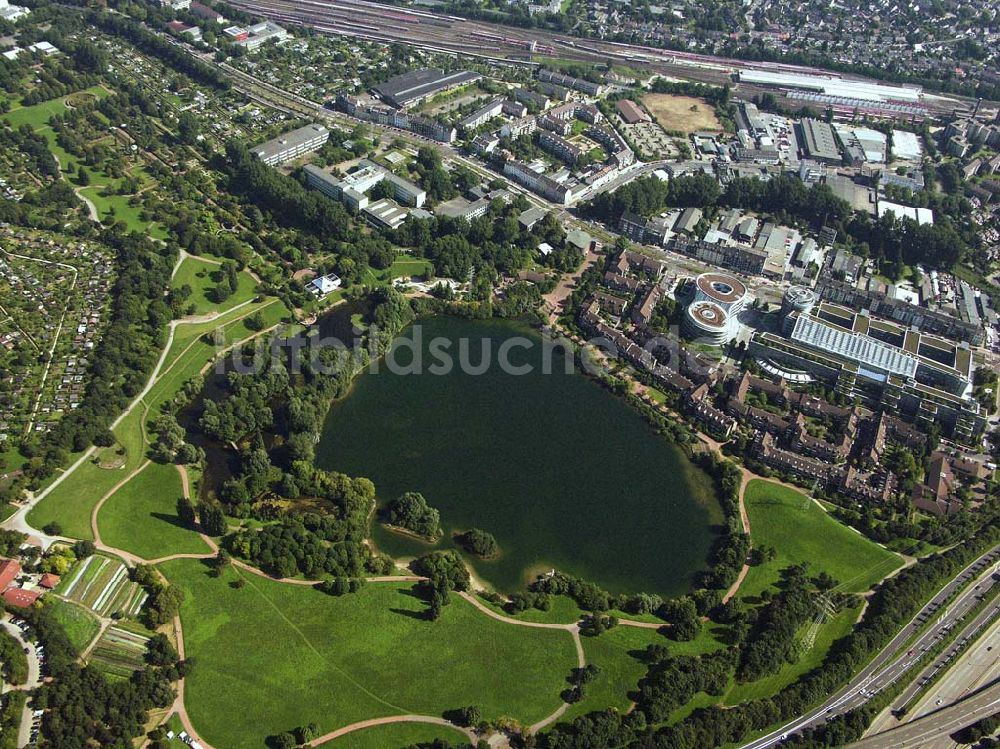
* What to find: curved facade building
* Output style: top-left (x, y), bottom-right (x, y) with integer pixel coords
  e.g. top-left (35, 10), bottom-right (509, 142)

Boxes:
top-left (683, 301), bottom-right (730, 344)
top-left (694, 273), bottom-right (748, 315)
top-left (782, 285), bottom-right (818, 317)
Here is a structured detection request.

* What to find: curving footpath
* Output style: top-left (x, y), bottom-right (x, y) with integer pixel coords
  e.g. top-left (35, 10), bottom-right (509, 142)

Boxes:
top-left (308, 714), bottom-right (476, 747)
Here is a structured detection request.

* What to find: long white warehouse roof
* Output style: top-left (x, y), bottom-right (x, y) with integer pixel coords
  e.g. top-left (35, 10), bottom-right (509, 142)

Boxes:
top-left (739, 70), bottom-right (922, 103)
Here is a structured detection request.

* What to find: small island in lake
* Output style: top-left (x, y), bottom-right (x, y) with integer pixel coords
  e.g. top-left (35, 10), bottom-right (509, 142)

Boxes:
top-left (381, 491), bottom-right (442, 542)
top-left (454, 528), bottom-right (501, 560)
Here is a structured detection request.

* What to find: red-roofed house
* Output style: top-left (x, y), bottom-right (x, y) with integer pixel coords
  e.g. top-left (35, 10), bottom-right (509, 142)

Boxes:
top-left (2, 588), bottom-right (40, 608)
top-left (38, 573), bottom-right (60, 590)
top-left (0, 558), bottom-right (21, 591)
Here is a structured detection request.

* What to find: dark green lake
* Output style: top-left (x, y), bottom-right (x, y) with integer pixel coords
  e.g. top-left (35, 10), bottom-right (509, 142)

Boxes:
top-left (315, 316), bottom-right (722, 596)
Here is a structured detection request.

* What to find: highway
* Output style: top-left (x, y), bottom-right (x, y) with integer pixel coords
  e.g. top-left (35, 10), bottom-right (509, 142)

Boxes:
top-left (867, 590), bottom-right (1000, 734)
top-left (739, 545), bottom-right (1000, 748)
top-left (848, 679), bottom-right (1000, 749)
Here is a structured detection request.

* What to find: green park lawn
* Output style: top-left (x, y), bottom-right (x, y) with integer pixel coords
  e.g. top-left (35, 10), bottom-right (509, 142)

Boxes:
top-left (160, 559), bottom-right (576, 749)
top-left (331, 722), bottom-right (473, 749)
top-left (476, 593), bottom-right (584, 625)
top-left (171, 256), bottom-right (259, 316)
top-left (740, 480), bottom-right (903, 599)
top-left (97, 461), bottom-right (211, 560)
top-left (27, 409), bottom-right (148, 540)
top-left (45, 598), bottom-right (101, 655)
top-left (1, 86), bottom-right (111, 130)
top-left (78, 186), bottom-right (168, 239)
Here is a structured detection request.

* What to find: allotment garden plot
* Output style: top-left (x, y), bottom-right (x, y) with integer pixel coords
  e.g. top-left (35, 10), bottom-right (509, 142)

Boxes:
top-left (0, 228), bottom-right (113, 439)
top-left (56, 554), bottom-right (146, 618)
top-left (88, 625), bottom-right (150, 679)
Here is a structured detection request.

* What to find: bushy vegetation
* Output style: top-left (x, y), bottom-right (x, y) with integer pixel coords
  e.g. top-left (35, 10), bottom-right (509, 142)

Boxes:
top-left (384, 491), bottom-right (441, 540)
top-left (12, 600), bottom-right (182, 749)
top-left (454, 528), bottom-right (500, 559)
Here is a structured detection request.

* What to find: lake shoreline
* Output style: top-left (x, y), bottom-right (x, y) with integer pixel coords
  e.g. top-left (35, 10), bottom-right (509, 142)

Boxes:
top-left (314, 314), bottom-right (724, 597)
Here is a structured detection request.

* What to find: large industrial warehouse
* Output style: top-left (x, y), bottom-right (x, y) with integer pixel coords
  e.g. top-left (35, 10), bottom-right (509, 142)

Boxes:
top-left (372, 68), bottom-right (482, 109)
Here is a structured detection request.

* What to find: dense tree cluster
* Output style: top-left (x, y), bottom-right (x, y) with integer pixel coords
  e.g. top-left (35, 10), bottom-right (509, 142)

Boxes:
top-left (0, 530), bottom-right (27, 557)
top-left (0, 125), bottom-right (58, 179)
top-left (0, 630), bottom-right (28, 686)
top-left (227, 515), bottom-right (368, 579)
top-left (383, 492), bottom-right (441, 540)
top-left (11, 602), bottom-right (180, 749)
top-left (635, 649), bottom-right (735, 723)
top-left (132, 565), bottom-right (185, 628)
top-left (587, 170), bottom-right (972, 270)
top-left (737, 566), bottom-right (818, 682)
top-left (454, 528), bottom-right (499, 559)
top-left (411, 550), bottom-right (471, 594)
top-left (83, 9), bottom-right (229, 89)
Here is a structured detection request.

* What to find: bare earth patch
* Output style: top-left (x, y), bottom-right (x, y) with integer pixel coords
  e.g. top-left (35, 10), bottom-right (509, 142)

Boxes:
top-left (641, 93), bottom-right (721, 134)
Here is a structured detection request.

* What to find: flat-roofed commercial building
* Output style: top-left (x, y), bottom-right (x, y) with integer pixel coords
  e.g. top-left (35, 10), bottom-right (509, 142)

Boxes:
top-left (751, 303), bottom-right (984, 442)
top-left (303, 161), bottom-right (425, 209)
top-left (815, 278), bottom-right (983, 345)
top-left (250, 124), bottom-right (329, 167)
top-left (373, 68), bottom-right (482, 109)
top-left (362, 198), bottom-right (410, 230)
top-left (798, 118), bottom-right (841, 164)
top-left (234, 21), bottom-right (288, 51)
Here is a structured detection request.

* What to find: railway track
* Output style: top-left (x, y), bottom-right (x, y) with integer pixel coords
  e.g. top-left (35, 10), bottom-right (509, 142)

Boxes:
top-left (224, 0), bottom-right (966, 114)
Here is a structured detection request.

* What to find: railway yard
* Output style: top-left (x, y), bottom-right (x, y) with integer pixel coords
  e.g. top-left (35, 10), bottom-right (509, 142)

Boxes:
top-left (224, 0), bottom-right (972, 118)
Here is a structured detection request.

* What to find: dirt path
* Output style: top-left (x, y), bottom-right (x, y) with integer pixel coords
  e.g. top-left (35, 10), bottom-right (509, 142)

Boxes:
top-left (543, 247), bottom-right (600, 324)
top-left (308, 714), bottom-right (476, 747)
top-left (170, 615), bottom-right (218, 749)
top-left (721, 469), bottom-right (755, 605)
top-left (90, 459), bottom-right (152, 548)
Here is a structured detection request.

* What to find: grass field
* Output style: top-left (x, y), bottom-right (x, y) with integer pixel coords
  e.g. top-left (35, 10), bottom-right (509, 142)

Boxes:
top-left (331, 723), bottom-right (472, 749)
top-left (171, 256), bottom-right (259, 316)
top-left (160, 559), bottom-right (575, 749)
top-left (97, 461), bottom-right (212, 560)
top-left (362, 254), bottom-right (433, 287)
top-left (78, 186), bottom-right (168, 239)
top-left (46, 598), bottom-right (101, 655)
top-left (1, 86), bottom-right (111, 130)
top-left (565, 625), bottom-right (668, 721)
top-left (641, 93), bottom-right (721, 134)
top-left (740, 480), bottom-right (903, 598)
top-left (27, 408), bottom-right (147, 540)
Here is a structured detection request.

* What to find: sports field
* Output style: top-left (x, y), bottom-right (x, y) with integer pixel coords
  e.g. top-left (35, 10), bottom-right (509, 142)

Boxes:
top-left (160, 559), bottom-right (576, 749)
top-left (97, 461), bottom-right (212, 560)
top-left (740, 480), bottom-right (903, 598)
top-left (641, 93), bottom-right (721, 133)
